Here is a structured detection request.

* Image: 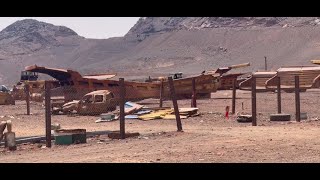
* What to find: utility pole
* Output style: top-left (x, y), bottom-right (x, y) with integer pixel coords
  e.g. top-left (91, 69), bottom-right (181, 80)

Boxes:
top-left (264, 56), bottom-right (267, 71)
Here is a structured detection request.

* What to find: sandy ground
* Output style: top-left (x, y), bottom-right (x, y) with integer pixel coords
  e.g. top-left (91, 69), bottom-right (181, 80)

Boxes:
top-left (1, 90), bottom-right (320, 162)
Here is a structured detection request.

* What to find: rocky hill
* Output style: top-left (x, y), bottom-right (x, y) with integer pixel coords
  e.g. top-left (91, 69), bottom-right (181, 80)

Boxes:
top-left (125, 17), bottom-right (320, 40)
top-left (2, 17), bottom-right (320, 85)
top-left (0, 19), bottom-right (79, 57)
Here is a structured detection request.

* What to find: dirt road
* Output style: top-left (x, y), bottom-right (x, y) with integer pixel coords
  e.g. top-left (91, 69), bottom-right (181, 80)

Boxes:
top-left (1, 90), bottom-right (320, 162)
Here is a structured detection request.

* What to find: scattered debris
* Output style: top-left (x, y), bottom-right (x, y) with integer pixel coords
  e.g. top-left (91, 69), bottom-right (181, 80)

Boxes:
top-left (95, 114), bottom-right (118, 123)
top-left (125, 102), bottom-right (144, 115)
top-left (54, 129), bottom-right (87, 145)
top-left (178, 108), bottom-right (199, 116)
top-left (138, 107), bottom-right (199, 120)
top-left (300, 113), bottom-right (308, 120)
top-left (270, 114), bottom-right (291, 121)
top-left (162, 114), bottom-right (187, 120)
top-left (125, 115), bottom-right (139, 119)
top-left (138, 109), bottom-right (173, 121)
top-left (237, 114), bottom-right (252, 123)
top-left (51, 123), bottom-right (61, 130)
top-left (108, 132), bottom-right (140, 139)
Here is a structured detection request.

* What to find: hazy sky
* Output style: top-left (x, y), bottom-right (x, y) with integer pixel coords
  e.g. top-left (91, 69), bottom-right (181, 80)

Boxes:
top-left (0, 17), bottom-right (140, 39)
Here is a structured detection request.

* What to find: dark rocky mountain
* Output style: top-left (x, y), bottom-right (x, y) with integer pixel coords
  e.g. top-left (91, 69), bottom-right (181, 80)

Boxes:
top-left (0, 19), bottom-right (79, 57)
top-left (2, 17), bottom-right (320, 85)
top-left (125, 17), bottom-right (320, 40)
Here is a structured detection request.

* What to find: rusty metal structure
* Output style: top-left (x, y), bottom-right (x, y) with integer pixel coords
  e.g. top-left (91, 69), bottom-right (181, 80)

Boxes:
top-left (0, 91), bottom-right (15, 105)
top-left (239, 71), bottom-right (277, 92)
top-left (25, 65), bottom-right (220, 103)
top-left (218, 73), bottom-right (247, 90)
top-left (207, 62), bottom-right (250, 90)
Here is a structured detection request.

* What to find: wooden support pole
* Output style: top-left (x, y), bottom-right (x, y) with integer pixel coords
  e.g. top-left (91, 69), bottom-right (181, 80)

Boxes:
top-left (277, 76), bottom-right (281, 114)
top-left (45, 81), bottom-right (52, 148)
top-left (251, 77), bottom-right (257, 126)
top-left (25, 84), bottom-right (30, 115)
top-left (159, 80), bottom-right (164, 108)
top-left (232, 79), bottom-right (236, 114)
top-left (168, 77), bottom-right (183, 132)
top-left (119, 78), bottom-right (126, 139)
top-left (295, 76), bottom-right (301, 122)
top-left (192, 78), bottom-right (197, 108)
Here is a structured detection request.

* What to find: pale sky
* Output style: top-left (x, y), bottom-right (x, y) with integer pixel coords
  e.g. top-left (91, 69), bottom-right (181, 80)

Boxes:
top-left (0, 17), bottom-right (140, 39)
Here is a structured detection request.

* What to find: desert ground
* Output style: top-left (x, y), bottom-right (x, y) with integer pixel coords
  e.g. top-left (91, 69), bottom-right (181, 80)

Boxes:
top-left (1, 89), bottom-right (320, 162)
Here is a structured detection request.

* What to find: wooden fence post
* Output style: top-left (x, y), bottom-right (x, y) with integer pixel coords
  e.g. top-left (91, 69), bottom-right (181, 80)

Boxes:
top-left (45, 81), bottom-right (52, 148)
top-left (295, 76), bottom-right (301, 122)
top-left (25, 84), bottom-right (30, 115)
top-left (277, 76), bottom-right (281, 114)
top-left (160, 80), bottom-right (164, 108)
top-left (232, 79), bottom-right (236, 114)
top-left (168, 77), bottom-right (183, 132)
top-left (252, 77), bottom-right (257, 126)
top-left (192, 78), bottom-right (197, 108)
top-left (119, 78), bottom-right (126, 139)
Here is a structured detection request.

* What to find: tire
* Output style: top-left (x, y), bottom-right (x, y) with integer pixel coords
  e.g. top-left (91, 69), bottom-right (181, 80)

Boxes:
top-left (237, 116), bottom-right (252, 123)
top-left (270, 114), bottom-right (291, 121)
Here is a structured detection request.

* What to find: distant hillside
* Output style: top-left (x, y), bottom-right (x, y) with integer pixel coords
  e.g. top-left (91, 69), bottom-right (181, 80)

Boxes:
top-left (2, 17), bottom-right (320, 85)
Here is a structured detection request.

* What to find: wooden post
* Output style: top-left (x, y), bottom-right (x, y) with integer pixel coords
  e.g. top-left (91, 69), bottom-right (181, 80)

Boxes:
top-left (251, 77), bottom-right (257, 126)
top-left (295, 76), bottom-right (301, 122)
top-left (232, 79), bottom-right (236, 114)
top-left (25, 84), bottom-right (30, 115)
top-left (277, 76), bottom-right (281, 114)
top-left (45, 81), bottom-right (52, 148)
top-left (192, 78), bottom-right (197, 108)
top-left (159, 80), bottom-right (164, 108)
top-left (119, 78), bottom-right (126, 139)
top-left (168, 77), bottom-right (183, 132)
